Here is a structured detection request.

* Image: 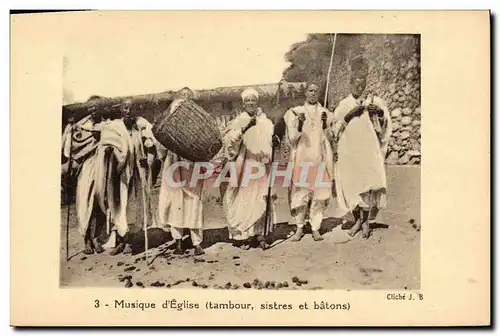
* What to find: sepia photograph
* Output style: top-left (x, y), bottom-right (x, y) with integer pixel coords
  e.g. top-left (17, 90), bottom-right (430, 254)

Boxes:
top-left (11, 10), bottom-right (489, 327)
top-left (60, 32), bottom-right (421, 290)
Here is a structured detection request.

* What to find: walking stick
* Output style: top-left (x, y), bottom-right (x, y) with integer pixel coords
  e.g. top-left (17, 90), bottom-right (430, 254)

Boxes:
top-left (324, 33), bottom-right (337, 108)
top-left (105, 156), bottom-right (113, 236)
top-left (65, 115), bottom-right (75, 262)
top-left (141, 167), bottom-right (150, 265)
top-left (264, 144), bottom-right (276, 237)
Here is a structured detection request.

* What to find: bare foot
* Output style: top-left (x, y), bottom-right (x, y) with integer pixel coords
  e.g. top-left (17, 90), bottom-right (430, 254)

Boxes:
top-left (361, 221), bottom-right (371, 239)
top-left (123, 243), bottom-right (132, 254)
top-left (83, 239), bottom-right (94, 255)
top-left (194, 245), bottom-right (205, 256)
top-left (348, 220), bottom-right (362, 237)
top-left (174, 240), bottom-right (184, 255)
top-left (109, 242), bottom-right (125, 256)
top-left (290, 228), bottom-right (304, 242)
top-left (93, 239), bottom-right (104, 254)
top-left (259, 241), bottom-right (270, 250)
top-left (312, 230), bottom-right (324, 241)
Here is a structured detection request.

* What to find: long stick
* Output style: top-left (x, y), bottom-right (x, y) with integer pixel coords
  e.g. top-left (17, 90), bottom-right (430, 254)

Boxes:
top-left (264, 145), bottom-right (275, 236)
top-left (105, 157), bottom-right (112, 235)
top-left (65, 121), bottom-right (75, 262)
top-left (324, 33), bottom-right (337, 108)
top-left (141, 170), bottom-right (149, 264)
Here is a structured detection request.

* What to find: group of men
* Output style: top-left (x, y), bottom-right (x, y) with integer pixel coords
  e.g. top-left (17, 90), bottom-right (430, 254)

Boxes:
top-left (62, 54), bottom-right (392, 257)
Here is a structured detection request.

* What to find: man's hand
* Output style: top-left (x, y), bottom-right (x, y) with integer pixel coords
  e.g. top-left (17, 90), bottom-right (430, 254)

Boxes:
top-left (367, 104), bottom-right (383, 118)
top-left (242, 117), bottom-right (257, 134)
top-left (321, 111), bottom-right (328, 130)
top-left (271, 135), bottom-right (280, 148)
top-left (344, 105), bottom-right (365, 123)
top-left (297, 113), bottom-right (306, 132)
top-left (139, 157), bottom-right (148, 168)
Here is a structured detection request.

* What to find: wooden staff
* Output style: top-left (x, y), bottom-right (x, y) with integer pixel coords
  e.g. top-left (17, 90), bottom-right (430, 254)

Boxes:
top-left (65, 116), bottom-right (75, 262)
top-left (141, 166), bottom-right (150, 264)
top-left (105, 156), bottom-right (113, 235)
top-left (324, 33), bottom-right (338, 108)
top-left (264, 144), bottom-right (276, 237)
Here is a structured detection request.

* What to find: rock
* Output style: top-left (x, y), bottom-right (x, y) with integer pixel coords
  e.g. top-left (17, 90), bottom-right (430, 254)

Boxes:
top-left (392, 144), bottom-right (401, 151)
top-left (398, 153), bottom-right (409, 165)
top-left (398, 90), bottom-right (404, 97)
top-left (243, 283), bottom-right (251, 288)
top-left (402, 107), bottom-right (412, 116)
top-left (136, 281), bottom-right (144, 287)
top-left (292, 276), bottom-right (299, 283)
top-left (125, 281), bottom-right (133, 288)
top-left (389, 83), bottom-right (396, 94)
top-left (401, 116), bottom-right (411, 126)
top-left (415, 107), bottom-right (421, 115)
top-left (412, 120), bottom-right (421, 126)
top-left (400, 131), bottom-right (410, 140)
top-left (407, 150), bottom-right (421, 157)
top-left (124, 266), bottom-right (136, 272)
top-left (283, 281), bottom-right (289, 288)
top-left (386, 151), bottom-right (399, 164)
top-left (398, 96), bottom-right (405, 103)
top-left (392, 122), bottom-right (401, 131)
top-left (409, 157), bottom-right (421, 165)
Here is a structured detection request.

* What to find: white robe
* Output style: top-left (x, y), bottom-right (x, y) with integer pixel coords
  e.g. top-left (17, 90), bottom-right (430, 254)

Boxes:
top-left (223, 110), bottom-right (277, 240)
top-left (157, 151), bottom-right (204, 231)
top-left (283, 102), bottom-right (335, 213)
top-left (76, 119), bottom-right (135, 238)
top-left (332, 94), bottom-right (392, 216)
top-left (156, 100), bottom-right (203, 232)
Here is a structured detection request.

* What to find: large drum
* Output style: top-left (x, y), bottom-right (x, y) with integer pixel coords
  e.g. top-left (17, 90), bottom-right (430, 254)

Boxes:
top-left (152, 99), bottom-right (223, 162)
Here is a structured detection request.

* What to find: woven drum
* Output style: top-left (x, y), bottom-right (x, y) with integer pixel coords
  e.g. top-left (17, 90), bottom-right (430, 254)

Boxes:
top-left (152, 99), bottom-right (223, 162)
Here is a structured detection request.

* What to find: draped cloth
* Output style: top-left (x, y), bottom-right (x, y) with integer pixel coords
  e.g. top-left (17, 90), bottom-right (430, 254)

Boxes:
top-left (157, 151), bottom-right (204, 231)
top-left (332, 94), bottom-right (392, 216)
top-left (65, 116), bottom-right (162, 242)
top-left (76, 119), bottom-right (135, 238)
top-left (157, 101), bottom-right (204, 233)
top-left (223, 109), bottom-right (277, 240)
top-left (283, 102), bottom-right (336, 215)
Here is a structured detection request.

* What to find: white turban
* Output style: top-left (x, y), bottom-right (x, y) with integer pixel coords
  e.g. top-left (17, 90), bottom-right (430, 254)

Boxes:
top-left (241, 88), bottom-right (259, 101)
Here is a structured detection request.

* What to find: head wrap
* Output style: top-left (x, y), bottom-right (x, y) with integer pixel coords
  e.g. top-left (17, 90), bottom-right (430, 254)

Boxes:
top-left (306, 80), bottom-right (321, 90)
top-left (241, 88), bottom-right (259, 101)
top-left (350, 55), bottom-right (369, 76)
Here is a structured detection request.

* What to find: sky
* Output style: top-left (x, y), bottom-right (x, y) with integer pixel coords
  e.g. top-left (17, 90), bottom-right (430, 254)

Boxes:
top-left (63, 18), bottom-right (307, 104)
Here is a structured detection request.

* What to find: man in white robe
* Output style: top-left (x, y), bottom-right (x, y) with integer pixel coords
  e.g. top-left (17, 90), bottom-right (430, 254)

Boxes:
top-left (331, 55), bottom-right (392, 238)
top-left (157, 87), bottom-right (205, 255)
top-left (222, 88), bottom-right (279, 250)
top-left (63, 102), bottom-right (162, 255)
top-left (283, 82), bottom-right (335, 242)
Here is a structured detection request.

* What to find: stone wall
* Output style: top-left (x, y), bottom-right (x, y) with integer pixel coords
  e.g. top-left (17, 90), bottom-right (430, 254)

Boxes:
top-left (327, 34), bottom-right (421, 165)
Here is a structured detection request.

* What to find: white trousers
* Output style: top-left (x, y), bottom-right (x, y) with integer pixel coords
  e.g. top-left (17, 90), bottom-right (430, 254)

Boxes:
top-left (171, 227), bottom-right (203, 246)
top-left (294, 200), bottom-right (327, 232)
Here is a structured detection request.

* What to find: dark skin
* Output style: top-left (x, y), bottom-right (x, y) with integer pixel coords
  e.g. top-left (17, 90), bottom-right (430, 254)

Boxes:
top-left (291, 84), bottom-right (327, 243)
top-left (345, 71), bottom-right (379, 239)
top-left (234, 95), bottom-right (272, 250)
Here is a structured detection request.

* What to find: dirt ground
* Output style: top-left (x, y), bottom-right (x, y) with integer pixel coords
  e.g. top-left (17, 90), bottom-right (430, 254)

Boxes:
top-left (60, 165), bottom-right (420, 290)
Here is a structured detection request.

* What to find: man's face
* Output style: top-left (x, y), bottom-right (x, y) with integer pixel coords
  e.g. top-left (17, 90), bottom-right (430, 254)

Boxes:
top-left (305, 84), bottom-right (319, 104)
top-left (350, 72), bottom-right (367, 99)
top-left (243, 96), bottom-right (258, 113)
top-left (179, 89), bottom-right (194, 100)
top-left (121, 101), bottom-right (132, 116)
